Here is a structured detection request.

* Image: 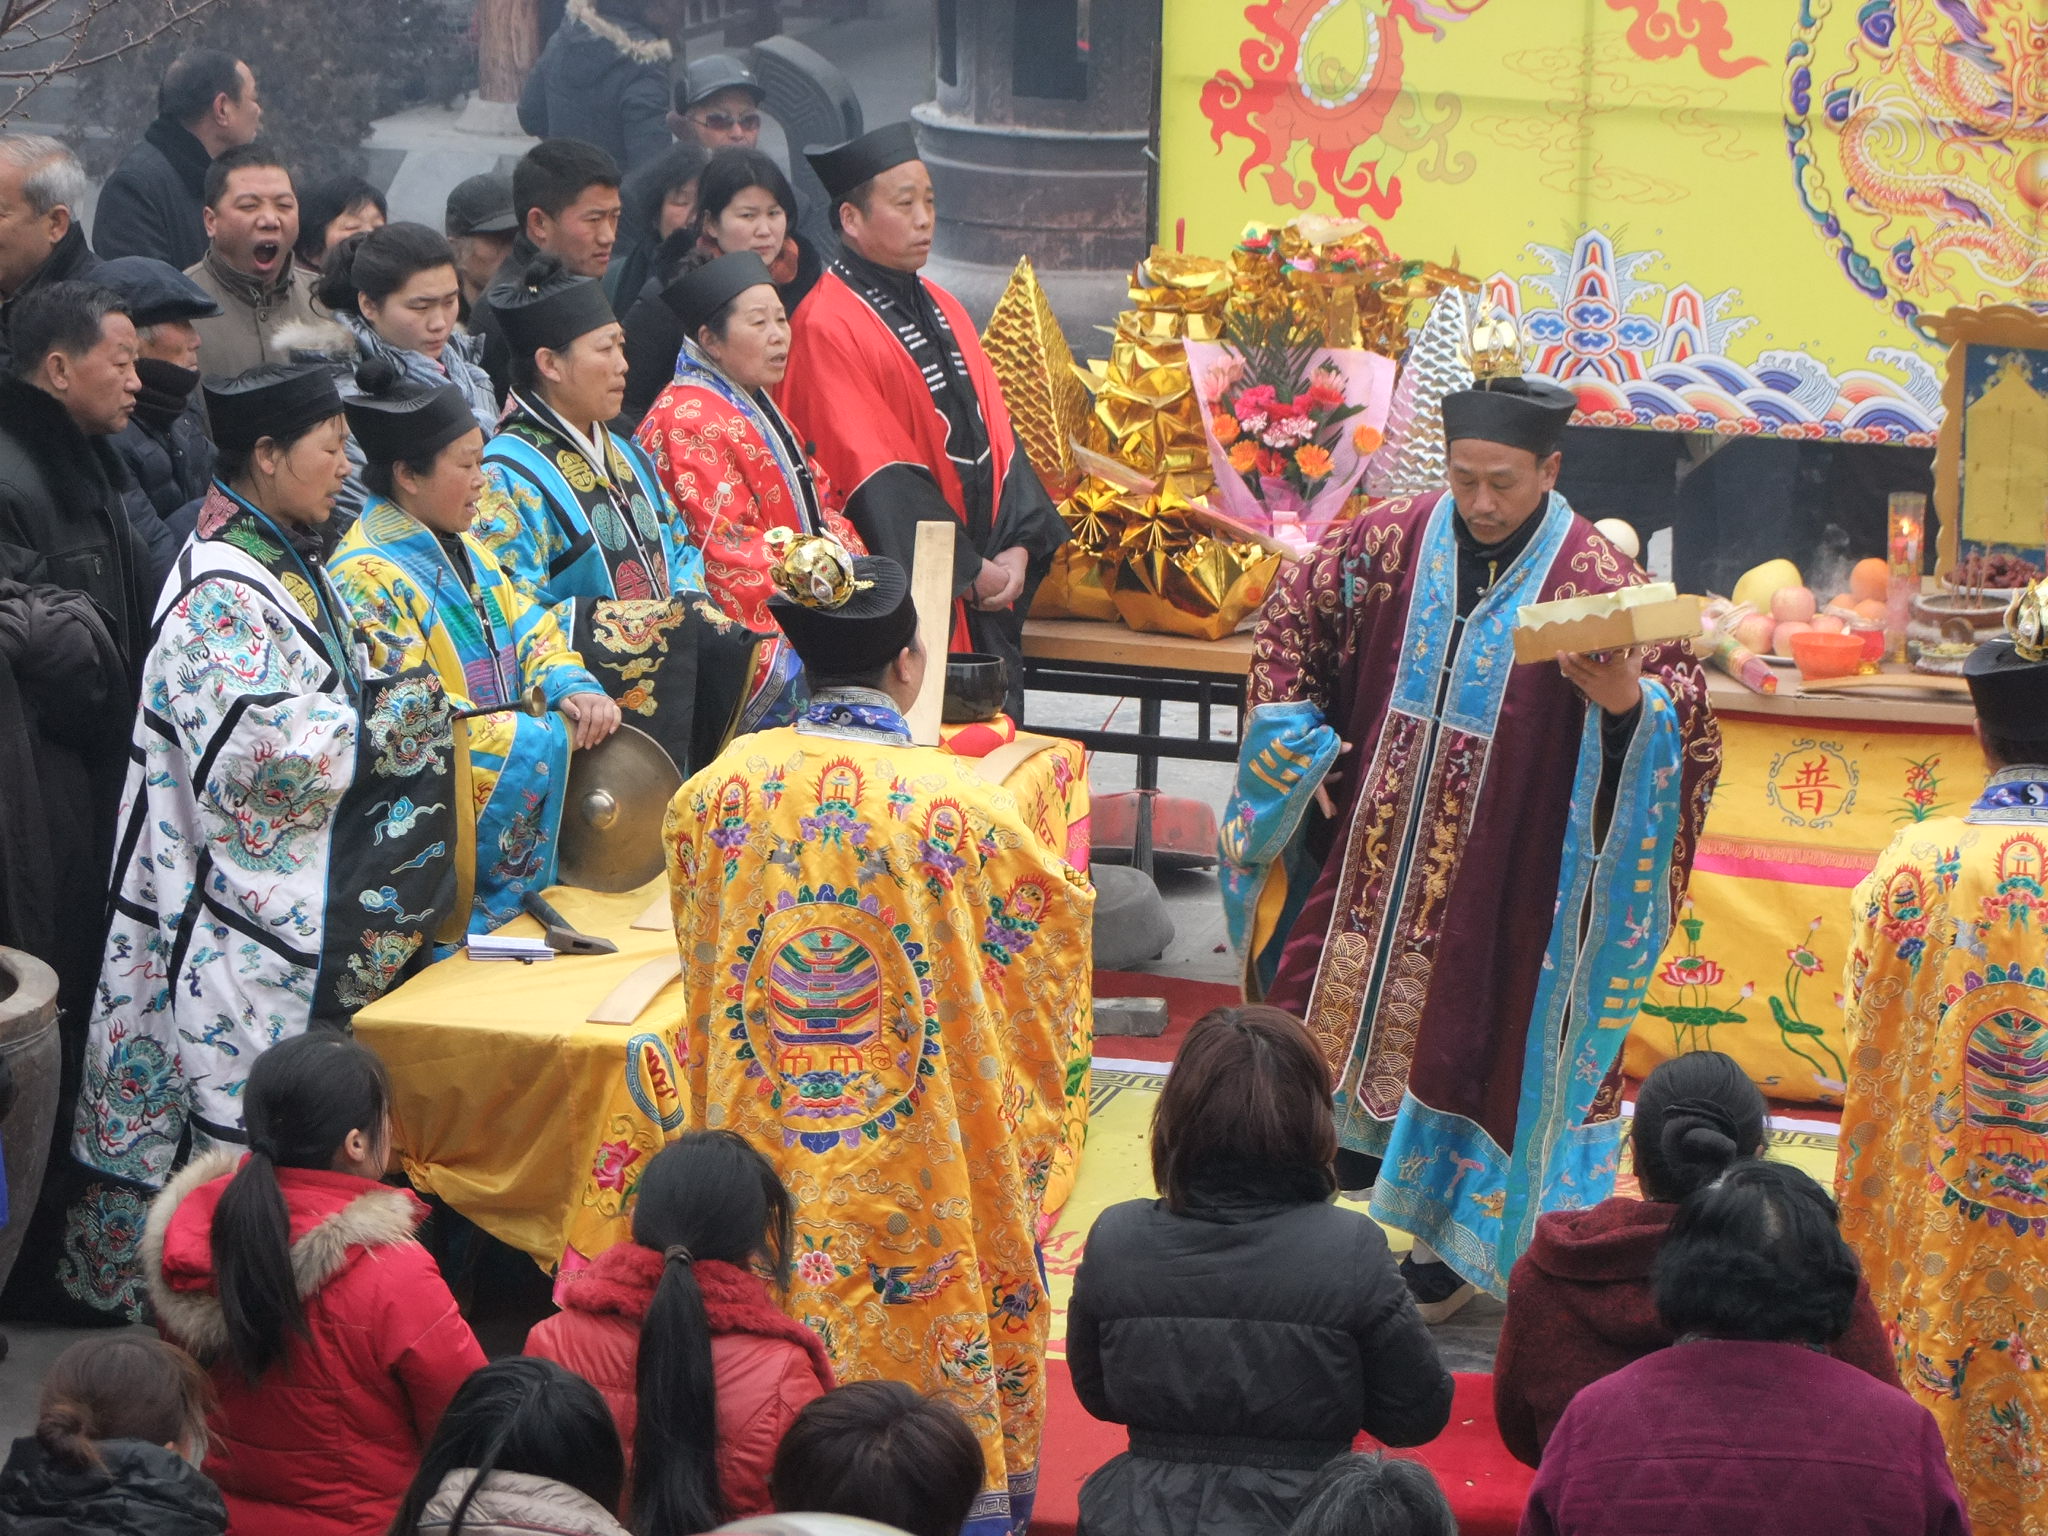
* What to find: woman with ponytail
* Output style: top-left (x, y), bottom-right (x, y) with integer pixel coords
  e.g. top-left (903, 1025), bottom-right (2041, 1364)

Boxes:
top-left (1493, 1050), bottom-right (1897, 1466)
top-left (390, 1358), bottom-right (631, 1536)
top-left (143, 1030), bottom-right (485, 1536)
top-left (0, 1335), bottom-right (225, 1535)
top-left (314, 221), bottom-right (497, 530)
top-left (526, 1130), bottom-right (833, 1532)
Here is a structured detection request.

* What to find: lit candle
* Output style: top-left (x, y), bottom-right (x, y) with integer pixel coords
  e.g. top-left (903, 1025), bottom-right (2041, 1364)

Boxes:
top-left (1887, 492), bottom-right (1925, 663)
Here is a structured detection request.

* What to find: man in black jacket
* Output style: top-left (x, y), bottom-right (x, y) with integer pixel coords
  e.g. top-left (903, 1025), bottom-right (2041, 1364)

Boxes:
top-left (96, 257), bottom-right (222, 584)
top-left (518, 0), bottom-right (681, 175)
top-left (0, 282), bottom-right (152, 1324)
top-left (473, 139), bottom-right (621, 401)
top-left (0, 136), bottom-right (99, 373)
top-left (92, 49), bottom-right (262, 269)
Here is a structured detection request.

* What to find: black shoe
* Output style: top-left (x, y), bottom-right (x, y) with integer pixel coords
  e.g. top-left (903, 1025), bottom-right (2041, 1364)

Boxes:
top-left (1400, 1252), bottom-right (1478, 1324)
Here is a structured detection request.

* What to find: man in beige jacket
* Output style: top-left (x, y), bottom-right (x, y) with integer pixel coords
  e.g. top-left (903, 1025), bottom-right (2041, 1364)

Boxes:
top-left (183, 142), bottom-right (318, 377)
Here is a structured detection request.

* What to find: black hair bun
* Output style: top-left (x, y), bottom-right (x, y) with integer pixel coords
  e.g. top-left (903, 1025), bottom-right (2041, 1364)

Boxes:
top-left (1661, 1112), bottom-right (1738, 1174)
top-left (353, 356), bottom-right (401, 397)
top-left (522, 253), bottom-right (567, 291)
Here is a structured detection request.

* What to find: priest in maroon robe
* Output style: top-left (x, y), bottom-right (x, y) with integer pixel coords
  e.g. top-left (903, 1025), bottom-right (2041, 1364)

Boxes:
top-left (773, 123), bottom-right (1067, 712)
top-left (1234, 379), bottom-right (1720, 1319)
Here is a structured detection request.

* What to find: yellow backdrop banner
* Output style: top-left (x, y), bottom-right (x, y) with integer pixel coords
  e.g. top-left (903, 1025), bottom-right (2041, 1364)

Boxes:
top-left (1161, 1), bottom-right (2048, 447)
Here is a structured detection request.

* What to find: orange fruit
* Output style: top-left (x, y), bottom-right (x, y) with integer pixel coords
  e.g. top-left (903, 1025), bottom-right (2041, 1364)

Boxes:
top-left (1850, 557), bottom-right (1890, 603)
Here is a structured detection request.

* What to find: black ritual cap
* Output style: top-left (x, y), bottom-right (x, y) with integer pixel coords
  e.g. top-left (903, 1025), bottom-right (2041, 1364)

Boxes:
top-left (342, 358), bottom-right (478, 467)
top-left (768, 553), bottom-right (918, 677)
top-left (203, 364), bottom-right (344, 454)
top-left (1441, 377), bottom-right (1578, 458)
top-left (805, 122), bottom-right (919, 205)
top-left (662, 250), bottom-right (775, 338)
top-left (486, 253), bottom-right (617, 360)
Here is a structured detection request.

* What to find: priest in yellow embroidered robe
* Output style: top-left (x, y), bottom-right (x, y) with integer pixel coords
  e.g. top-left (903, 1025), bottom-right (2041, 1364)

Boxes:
top-left (1839, 616), bottom-right (2048, 1536)
top-left (665, 541), bottom-right (1093, 1536)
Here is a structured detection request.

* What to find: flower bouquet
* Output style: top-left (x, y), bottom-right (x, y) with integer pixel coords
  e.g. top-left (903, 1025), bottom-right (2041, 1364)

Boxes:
top-left (1185, 317), bottom-right (1394, 555)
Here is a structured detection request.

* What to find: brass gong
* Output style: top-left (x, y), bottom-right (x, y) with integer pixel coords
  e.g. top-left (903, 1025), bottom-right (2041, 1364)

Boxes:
top-left (556, 723), bottom-right (683, 892)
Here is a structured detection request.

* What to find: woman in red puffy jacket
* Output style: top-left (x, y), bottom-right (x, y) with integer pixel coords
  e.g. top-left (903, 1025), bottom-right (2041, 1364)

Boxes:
top-left (526, 1130), bottom-right (833, 1533)
top-left (142, 1030), bottom-right (486, 1536)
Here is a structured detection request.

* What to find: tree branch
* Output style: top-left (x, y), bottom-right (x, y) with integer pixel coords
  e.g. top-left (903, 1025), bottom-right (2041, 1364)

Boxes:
top-left (0, 0), bottom-right (222, 121)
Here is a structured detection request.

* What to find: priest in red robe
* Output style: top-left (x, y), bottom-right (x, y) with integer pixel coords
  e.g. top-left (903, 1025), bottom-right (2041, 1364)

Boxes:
top-left (1230, 377), bottom-right (1720, 1320)
top-left (773, 122), bottom-right (1067, 710)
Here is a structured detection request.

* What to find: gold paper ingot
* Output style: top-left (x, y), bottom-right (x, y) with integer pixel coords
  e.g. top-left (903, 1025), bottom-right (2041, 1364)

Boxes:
top-left (1112, 495), bottom-right (1280, 640)
top-left (980, 257), bottom-right (1091, 501)
top-left (1032, 478), bottom-right (1134, 622)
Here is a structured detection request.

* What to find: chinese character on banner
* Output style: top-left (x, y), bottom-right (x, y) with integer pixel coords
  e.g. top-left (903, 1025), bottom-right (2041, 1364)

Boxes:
top-left (1767, 741), bottom-right (1858, 829)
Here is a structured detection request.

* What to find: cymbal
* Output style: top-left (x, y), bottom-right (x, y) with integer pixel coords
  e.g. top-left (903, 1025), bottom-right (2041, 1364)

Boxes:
top-left (557, 723), bottom-right (683, 893)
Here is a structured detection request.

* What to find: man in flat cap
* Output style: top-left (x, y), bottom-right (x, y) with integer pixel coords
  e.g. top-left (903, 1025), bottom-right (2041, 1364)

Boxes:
top-left (1835, 587), bottom-right (2048, 1529)
top-left (1233, 361), bottom-right (1721, 1319)
top-left (773, 123), bottom-right (1067, 715)
top-left (664, 537), bottom-right (1092, 1536)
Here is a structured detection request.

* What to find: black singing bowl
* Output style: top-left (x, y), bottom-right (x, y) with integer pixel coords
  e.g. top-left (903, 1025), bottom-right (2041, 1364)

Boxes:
top-left (943, 653), bottom-right (1010, 724)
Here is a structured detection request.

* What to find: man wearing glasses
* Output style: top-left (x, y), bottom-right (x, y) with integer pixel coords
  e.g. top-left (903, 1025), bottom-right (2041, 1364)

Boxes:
top-left (671, 55), bottom-right (767, 151)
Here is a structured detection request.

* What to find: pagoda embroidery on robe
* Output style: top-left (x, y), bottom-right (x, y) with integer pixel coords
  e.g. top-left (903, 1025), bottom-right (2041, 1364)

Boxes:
top-left (667, 697), bottom-right (1094, 1536)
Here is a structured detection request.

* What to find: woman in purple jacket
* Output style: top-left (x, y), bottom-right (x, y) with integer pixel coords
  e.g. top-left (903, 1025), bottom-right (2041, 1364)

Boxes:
top-left (1520, 1160), bottom-right (1968, 1536)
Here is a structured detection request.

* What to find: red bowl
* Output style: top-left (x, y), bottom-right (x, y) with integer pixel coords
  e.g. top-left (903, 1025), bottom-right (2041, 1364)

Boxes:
top-left (1790, 630), bottom-right (1865, 681)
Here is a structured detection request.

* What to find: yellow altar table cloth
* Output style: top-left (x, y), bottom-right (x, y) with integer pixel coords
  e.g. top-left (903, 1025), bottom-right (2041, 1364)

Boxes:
top-left (1625, 677), bottom-right (1977, 1106)
top-left (355, 737), bottom-right (1091, 1271)
top-left (353, 881), bottom-right (690, 1269)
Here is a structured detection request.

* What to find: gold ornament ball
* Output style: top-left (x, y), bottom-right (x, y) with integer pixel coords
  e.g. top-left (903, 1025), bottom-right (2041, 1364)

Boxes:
top-left (2020, 149), bottom-right (2048, 210)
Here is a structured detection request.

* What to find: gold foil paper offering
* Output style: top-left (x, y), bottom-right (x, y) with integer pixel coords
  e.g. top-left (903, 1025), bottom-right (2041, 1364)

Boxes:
top-left (980, 257), bottom-right (1092, 501)
top-left (1112, 493), bottom-right (1280, 641)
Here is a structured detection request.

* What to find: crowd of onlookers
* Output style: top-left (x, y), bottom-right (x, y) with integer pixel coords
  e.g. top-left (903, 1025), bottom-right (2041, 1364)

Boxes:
top-left (0, 23), bottom-right (1981, 1536)
top-left (0, 1007), bottom-right (1970, 1536)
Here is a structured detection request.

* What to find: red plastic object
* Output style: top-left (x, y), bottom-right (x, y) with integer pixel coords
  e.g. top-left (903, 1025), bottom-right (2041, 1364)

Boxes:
top-left (1090, 790), bottom-right (1219, 868)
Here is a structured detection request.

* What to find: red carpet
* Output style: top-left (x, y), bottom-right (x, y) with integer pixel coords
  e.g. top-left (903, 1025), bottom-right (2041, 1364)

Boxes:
top-left (1091, 971), bottom-right (1240, 1064)
top-left (1035, 1364), bottom-right (1531, 1535)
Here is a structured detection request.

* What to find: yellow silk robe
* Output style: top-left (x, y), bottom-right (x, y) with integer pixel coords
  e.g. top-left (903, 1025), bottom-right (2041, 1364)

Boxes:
top-left (665, 711), bottom-right (1094, 1535)
top-left (1839, 766), bottom-right (2048, 1536)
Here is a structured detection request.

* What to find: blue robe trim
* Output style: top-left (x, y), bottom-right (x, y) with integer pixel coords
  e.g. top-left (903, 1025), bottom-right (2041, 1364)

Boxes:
top-left (1368, 673), bottom-right (1684, 1297)
top-left (1331, 491), bottom-right (1571, 1155)
top-left (482, 430), bottom-right (707, 606)
top-left (1219, 701), bottom-right (1340, 964)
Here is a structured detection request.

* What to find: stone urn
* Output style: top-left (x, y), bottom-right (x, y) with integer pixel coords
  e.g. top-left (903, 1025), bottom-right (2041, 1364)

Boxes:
top-left (0, 947), bottom-right (59, 1298)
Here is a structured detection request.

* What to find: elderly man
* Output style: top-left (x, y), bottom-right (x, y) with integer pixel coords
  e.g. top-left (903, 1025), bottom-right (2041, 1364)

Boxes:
top-left (774, 124), bottom-right (1067, 714)
top-left (0, 136), bottom-right (99, 372)
top-left (94, 257), bottom-right (221, 582)
top-left (665, 538), bottom-right (1093, 1536)
top-left (0, 281), bottom-right (151, 1323)
top-left (183, 142), bottom-right (319, 377)
top-left (94, 49), bottom-right (261, 269)
top-left (1234, 372), bottom-right (1721, 1319)
top-left (444, 172), bottom-right (518, 323)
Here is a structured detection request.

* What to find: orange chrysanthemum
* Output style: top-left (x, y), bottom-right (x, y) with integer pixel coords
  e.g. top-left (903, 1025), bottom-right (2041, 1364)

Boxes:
top-left (1295, 443), bottom-right (1333, 478)
top-left (1213, 413), bottom-right (1241, 446)
top-left (1352, 424), bottom-right (1384, 456)
top-left (1228, 439), bottom-right (1260, 474)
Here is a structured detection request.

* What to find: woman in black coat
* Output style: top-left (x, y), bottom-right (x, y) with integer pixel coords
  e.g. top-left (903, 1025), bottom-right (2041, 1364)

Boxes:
top-left (1068, 1006), bottom-right (1453, 1536)
top-left (0, 1334), bottom-right (226, 1535)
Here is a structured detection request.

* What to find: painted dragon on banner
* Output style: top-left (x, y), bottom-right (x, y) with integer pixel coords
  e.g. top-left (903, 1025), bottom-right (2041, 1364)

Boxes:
top-left (1789, 0), bottom-right (2048, 329)
top-left (1203, 0), bottom-right (1760, 220)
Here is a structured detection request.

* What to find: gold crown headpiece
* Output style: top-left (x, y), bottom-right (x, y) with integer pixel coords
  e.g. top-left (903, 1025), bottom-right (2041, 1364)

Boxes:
top-left (2005, 578), bottom-right (2048, 663)
top-left (1465, 307), bottom-right (1525, 385)
top-left (765, 529), bottom-right (869, 610)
